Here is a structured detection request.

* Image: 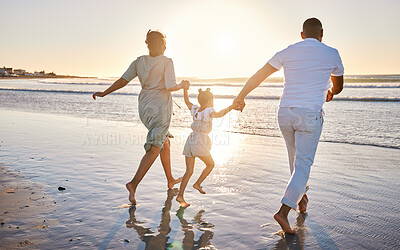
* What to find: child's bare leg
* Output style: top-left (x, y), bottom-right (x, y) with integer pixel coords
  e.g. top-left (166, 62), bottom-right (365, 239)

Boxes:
top-left (176, 156), bottom-right (195, 207)
top-left (160, 137), bottom-right (182, 189)
top-left (193, 155), bottom-right (215, 194)
top-left (126, 145), bottom-right (161, 204)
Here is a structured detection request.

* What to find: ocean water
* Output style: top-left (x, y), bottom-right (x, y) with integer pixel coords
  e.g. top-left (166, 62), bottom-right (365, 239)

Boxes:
top-left (0, 76), bottom-right (399, 149)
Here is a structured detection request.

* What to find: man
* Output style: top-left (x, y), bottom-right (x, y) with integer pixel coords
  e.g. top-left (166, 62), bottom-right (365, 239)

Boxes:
top-left (233, 17), bottom-right (344, 234)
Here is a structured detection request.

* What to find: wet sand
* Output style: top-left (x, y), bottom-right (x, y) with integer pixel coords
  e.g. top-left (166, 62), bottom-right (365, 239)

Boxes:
top-left (0, 165), bottom-right (56, 249)
top-left (0, 109), bottom-right (399, 249)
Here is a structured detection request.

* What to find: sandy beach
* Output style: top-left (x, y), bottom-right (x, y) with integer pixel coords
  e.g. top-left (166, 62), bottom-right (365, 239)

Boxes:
top-left (0, 165), bottom-right (56, 249)
top-left (0, 109), bottom-right (399, 249)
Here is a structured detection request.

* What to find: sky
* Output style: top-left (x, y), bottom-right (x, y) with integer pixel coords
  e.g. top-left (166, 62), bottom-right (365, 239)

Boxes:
top-left (1, 0), bottom-right (399, 78)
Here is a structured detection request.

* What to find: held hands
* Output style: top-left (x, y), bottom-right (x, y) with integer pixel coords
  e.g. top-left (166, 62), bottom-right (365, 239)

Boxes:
top-left (92, 92), bottom-right (105, 100)
top-left (233, 89), bottom-right (332, 111)
top-left (326, 89), bottom-right (333, 102)
top-left (181, 80), bottom-right (190, 90)
top-left (232, 97), bottom-right (246, 112)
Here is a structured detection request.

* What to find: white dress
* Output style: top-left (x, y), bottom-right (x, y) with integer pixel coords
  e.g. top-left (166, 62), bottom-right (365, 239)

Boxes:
top-left (183, 105), bottom-right (215, 157)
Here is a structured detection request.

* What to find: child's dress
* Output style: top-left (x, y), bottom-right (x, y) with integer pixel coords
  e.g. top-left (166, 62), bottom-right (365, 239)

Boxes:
top-left (121, 55), bottom-right (177, 152)
top-left (183, 105), bottom-right (215, 157)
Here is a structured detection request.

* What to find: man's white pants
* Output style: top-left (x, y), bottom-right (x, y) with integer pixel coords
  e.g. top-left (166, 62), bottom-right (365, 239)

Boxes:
top-left (278, 107), bottom-right (324, 209)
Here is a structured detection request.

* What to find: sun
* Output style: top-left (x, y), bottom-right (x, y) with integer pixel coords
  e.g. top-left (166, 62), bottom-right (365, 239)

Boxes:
top-left (212, 34), bottom-right (237, 57)
top-left (218, 37), bottom-right (234, 52)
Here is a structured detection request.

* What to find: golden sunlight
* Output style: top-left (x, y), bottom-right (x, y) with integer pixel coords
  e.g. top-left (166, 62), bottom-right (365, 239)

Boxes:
top-left (214, 34), bottom-right (237, 57)
top-left (166, 1), bottom-right (276, 78)
top-left (210, 99), bottom-right (241, 165)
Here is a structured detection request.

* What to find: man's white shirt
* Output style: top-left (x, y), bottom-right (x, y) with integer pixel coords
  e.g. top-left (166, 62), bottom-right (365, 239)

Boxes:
top-left (268, 38), bottom-right (344, 110)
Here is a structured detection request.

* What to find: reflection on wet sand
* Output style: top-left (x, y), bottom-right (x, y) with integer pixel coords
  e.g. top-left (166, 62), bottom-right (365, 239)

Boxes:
top-left (176, 207), bottom-right (214, 249)
top-left (125, 188), bottom-right (214, 249)
top-left (273, 213), bottom-right (307, 250)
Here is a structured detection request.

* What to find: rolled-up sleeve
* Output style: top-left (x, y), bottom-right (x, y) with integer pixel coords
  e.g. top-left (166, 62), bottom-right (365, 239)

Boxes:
top-left (164, 59), bottom-right (177, 89)
top-left (121, 59), bottom-right (138, 82)
top-left (267, 51), bottom-right (283, 70)
top-left (332, 50), bottom-right (344, 76)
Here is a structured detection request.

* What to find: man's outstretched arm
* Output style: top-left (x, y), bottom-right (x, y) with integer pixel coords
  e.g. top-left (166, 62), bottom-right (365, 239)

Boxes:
top-left (233, 63), bottom-right (278, 110)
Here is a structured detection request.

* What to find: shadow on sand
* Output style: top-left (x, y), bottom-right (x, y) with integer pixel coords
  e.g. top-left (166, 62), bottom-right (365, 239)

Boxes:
top-left (272, 212), bottom-right (339, 250)
top-left (126, 188), bottom-right (214, 249)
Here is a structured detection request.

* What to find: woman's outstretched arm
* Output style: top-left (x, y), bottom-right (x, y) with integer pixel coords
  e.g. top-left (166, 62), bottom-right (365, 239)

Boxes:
top-left (92, 78), bottom-right (129, 100)
top-left (167, 80), bottom-right (190, 92)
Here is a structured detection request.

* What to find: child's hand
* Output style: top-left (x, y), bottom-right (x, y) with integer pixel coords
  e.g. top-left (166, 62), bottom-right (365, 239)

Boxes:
top-left (92, 92), bottom-right (105, 100)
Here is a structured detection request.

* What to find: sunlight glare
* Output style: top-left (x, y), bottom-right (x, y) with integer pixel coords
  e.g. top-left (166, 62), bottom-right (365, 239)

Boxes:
top-left (210, 99), bottom-right (240, 165)
top-left (215, 34), bottom-right (236, 56)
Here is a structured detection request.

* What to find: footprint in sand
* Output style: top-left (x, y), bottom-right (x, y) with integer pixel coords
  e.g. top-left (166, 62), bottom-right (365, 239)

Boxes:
top-left (5, 188), bottom-right (15, 195)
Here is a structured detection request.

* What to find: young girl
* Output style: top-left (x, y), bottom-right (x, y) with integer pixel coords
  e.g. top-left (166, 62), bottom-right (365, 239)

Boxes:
top-left (176, 87), bottom-right (235, 207)
top-left (92, 30), bottom-right (189, 204)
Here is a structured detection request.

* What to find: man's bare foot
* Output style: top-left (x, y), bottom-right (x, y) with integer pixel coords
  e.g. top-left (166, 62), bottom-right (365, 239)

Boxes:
top-left (168, 177), bottom-right (183, 189)
top-left (274, 213), bottom-right (296, 234)
top-left (193, 183), bottom-right (206, 194)
top-left (125, 182), bottom-right (136, 205)
top-left (176, 196), bottom-right (190, 207)
top-left (298, 194), bottom-right (308, 213)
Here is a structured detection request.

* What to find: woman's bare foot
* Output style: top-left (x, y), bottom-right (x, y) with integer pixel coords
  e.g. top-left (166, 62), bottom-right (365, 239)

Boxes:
top-left (274, 213), bottom-right (296, 234)
top-left (193, 183), bottom-right (206, 194)
top-left (125, 182), bottom-right (136, 205)
top-left (298, 194), bottom-right (308, 213)
top-left (168, 177), bottom-right (183, 189)
top-left (176, 196), bottom-right (190, 207)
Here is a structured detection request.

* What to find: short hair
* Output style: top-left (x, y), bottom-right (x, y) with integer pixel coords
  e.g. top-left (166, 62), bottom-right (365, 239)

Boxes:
top-left (197, 88), bottom-right (213, 106)
top-left (302, 18), bottom-right (323, 38)
top-left (145, 29), bottom-right (166, 52)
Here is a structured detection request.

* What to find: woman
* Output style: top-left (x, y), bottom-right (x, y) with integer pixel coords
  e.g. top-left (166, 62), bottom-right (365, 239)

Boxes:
top-left (93, 30), bottom-right (189, 204)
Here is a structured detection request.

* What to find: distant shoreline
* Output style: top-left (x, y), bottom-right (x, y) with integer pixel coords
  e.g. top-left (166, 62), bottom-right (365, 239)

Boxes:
top-left (2, 74), bottom-right (400, 83)
top-left (1, 75), bottom-right (92, 79)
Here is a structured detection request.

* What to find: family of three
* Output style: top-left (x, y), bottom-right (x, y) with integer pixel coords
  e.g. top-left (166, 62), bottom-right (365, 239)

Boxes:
top-left (92, 17), bottom-right (344, 234)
